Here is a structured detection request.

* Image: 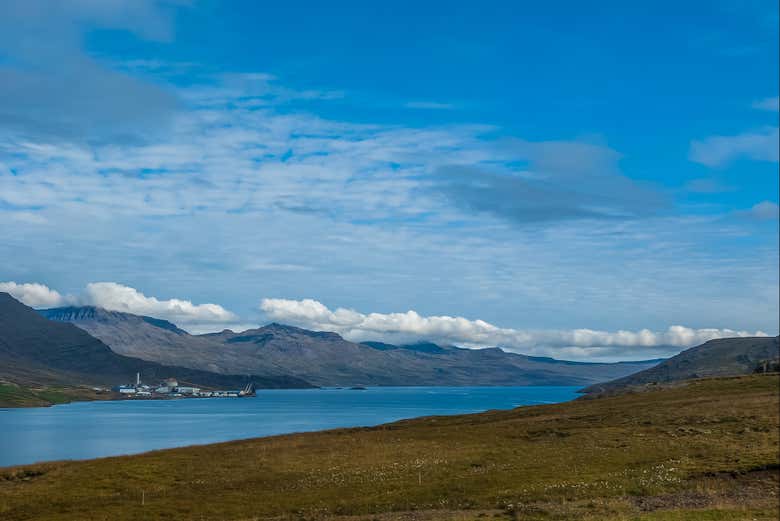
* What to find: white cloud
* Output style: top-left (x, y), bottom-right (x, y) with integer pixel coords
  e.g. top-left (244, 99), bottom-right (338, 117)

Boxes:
top-left (260, 297), bottom-right (768, 359)
top-left (752, 97), bottom-right (780, 111)
top-left (2, 279), bottom-right (772, 360)
top-left (0, 280), bottom-right (237, 329)
top-left (689, 127), bottom-right (779, 167)
top-left (84, 282), bottom-right (237, 325)
top-left (0, 281), bottom-right (72, 308)
top-left (0, 71), bottom-right (777, 337)
top-left (748, 201), bottom-right (780, 220)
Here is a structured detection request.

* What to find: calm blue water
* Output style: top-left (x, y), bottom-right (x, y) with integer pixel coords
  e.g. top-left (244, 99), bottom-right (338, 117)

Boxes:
top-left (0, 386), bottom-right (578, 467)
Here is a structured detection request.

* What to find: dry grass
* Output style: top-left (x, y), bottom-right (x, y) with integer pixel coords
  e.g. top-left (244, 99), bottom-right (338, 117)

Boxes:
top-left (0, 374), bottom-right (777, 521)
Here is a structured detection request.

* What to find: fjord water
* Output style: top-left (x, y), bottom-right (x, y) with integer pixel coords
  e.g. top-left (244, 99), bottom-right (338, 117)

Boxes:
top-left (0, 386), bottom-right (579, 467)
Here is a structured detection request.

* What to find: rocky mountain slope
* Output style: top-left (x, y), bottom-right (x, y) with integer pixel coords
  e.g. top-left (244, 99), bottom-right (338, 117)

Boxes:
top-left (0, 293), bottom-right (312, 389)
top-left (40, 306), bottom-right (280, 376)
top-left (42, 305), bottom-right (663, 387)
top-left (582, 336), bottom-right (779, 395)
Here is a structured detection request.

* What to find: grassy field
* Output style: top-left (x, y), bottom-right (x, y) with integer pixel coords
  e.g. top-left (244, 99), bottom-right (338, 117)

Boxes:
top-left (0, 383), bottom-right (116, 408)
top-left (0, 375), bottom-right (777, 521)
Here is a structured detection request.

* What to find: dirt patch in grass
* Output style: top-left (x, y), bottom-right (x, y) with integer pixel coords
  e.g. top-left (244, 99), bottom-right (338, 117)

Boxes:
top-left (633, 467), bottom-right (779, 512)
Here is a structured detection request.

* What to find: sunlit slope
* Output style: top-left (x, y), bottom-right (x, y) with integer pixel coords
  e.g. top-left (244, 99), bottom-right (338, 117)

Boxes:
top-left (583, 336), bottom-right (779, 395)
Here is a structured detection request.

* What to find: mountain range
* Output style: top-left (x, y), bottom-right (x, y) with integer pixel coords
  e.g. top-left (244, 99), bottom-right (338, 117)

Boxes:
top-left (40, 304), bottom-right (662, 387)
top-left (0, 293), bottom-right (311, 389)
top-left (582, 335), bottom-right (780, 395)
top-left (4, 293), bottom-right (775, 393)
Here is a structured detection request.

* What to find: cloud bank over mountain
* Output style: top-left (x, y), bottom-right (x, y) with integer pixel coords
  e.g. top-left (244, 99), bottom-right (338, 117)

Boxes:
top-left (2, 280), bottom-right (768, 360)
top-left (1, 281), bottom-right (236, 330)
top-left (260, 297), bottom-right (767, 360)
top-left (83, 282), bottom-right (237, 326)
top-left (0, 282), bottom-right (74, 308)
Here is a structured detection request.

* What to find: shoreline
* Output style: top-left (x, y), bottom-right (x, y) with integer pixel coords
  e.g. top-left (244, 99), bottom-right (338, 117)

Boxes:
top-left (1, 382), bottom-right (591, 410)
top-left (0, 384), bottom-right (123, 409)
top-left (0, 382), bottom-right (316, 409)
top-left (0, 385), bottom-right (582, 468)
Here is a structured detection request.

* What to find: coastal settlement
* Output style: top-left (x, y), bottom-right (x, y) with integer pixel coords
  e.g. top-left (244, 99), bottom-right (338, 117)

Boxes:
top-left (112, 373), bottom-right (256, 399)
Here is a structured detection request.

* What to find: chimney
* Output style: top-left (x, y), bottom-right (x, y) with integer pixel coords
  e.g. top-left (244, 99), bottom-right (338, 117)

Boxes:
top-left (136, 372), bottom-right (140, 386)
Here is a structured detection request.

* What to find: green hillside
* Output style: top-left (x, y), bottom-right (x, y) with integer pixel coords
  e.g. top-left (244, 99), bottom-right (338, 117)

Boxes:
top-left (0, 383), bottom-right (114, 408)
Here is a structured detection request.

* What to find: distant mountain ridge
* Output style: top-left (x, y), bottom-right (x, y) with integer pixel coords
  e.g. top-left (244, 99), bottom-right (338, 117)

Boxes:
top-left (362, 341), bottom-right (448, 354)
top-left (44, 306), bottom-right (190, 335)
top-left (582, 336), bottom-right (780, 395)
top-left (0, 293), bottom-right (312, 389)
top-left (41, 305), bottom-right (663, 387)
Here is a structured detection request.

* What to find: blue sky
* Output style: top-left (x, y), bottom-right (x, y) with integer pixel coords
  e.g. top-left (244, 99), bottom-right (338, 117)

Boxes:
top-left (0, 0), bottom-right (777, 360)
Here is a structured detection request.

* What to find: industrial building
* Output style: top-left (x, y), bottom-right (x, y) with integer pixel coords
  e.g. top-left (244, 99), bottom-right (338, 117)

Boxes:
top-left (111, 374), bottom-right (255, 400)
